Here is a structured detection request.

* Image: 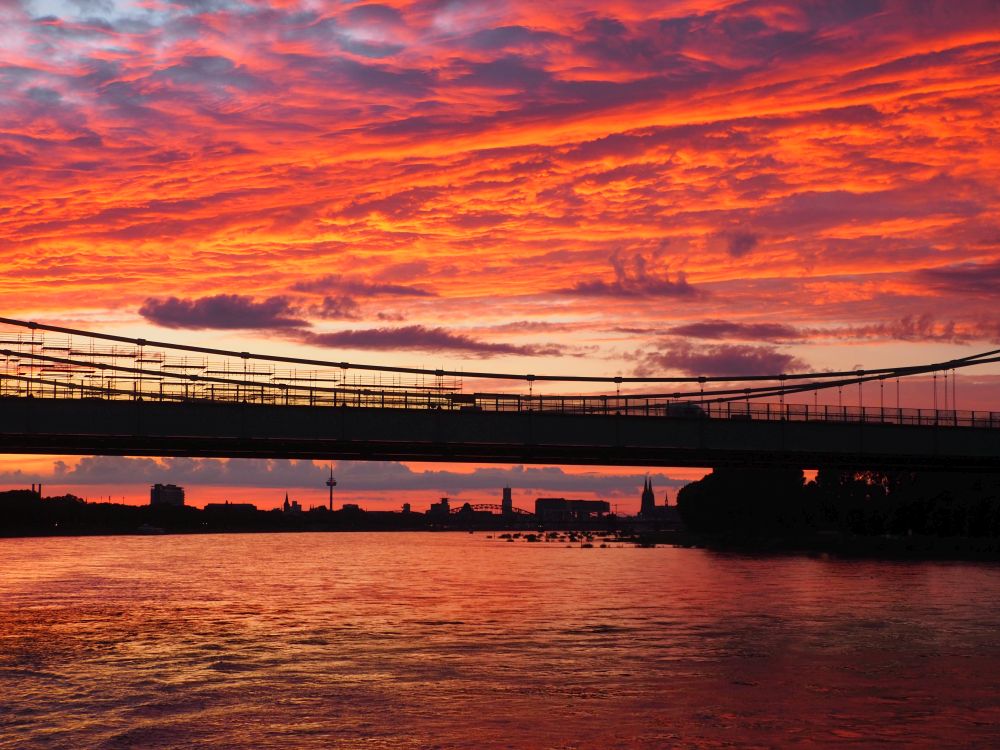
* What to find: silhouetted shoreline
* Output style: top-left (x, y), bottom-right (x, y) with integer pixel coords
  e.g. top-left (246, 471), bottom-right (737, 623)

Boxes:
top-left (8, 464), bottom-right (1000, 562)
top-left (0, 489), bottom-right (612, 538)
top-left (3, 488), bottom-right (1000, 561)
top-left (668, 466), bottom-right (1000, 561)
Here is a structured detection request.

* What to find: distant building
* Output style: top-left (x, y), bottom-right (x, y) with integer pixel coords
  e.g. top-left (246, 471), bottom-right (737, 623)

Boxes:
top-left (282, 492), bottom-right (302, 514)
top-left (501, 486), bottom-right (513, 516)
top-left (634, 480), bottom-right (683, 526)
top-left (402, 502), bottom-right (412, 514)
top-left (341, 503), bottom-right (362, 512)
top-left (204, 501), bottom-right (257, 512)
top-left (639, 476), bottom-right (656, 518)
top-left (428, 497), bottom-right (451, 517)
top-left (150, 483), bottom-right (185, 507)
top-left (534, 497), bottom-right (610, 524)
top-left (454, 502), bottom-right (495, 523)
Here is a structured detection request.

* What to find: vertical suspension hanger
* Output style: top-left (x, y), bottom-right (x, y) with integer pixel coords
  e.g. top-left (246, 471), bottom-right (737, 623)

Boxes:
top-left (28, 332), bottom-right (36, 398)
top-left (136, 339), bottom-right (144, 400)
top-left (242, 351), bottom-right (249, 402)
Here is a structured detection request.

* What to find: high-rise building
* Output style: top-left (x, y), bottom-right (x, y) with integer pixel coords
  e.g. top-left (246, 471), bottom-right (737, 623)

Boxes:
top-left (501, 486), bottom-right (513, 516)
top-left (150, 483), bottom-right (185, 507)
top-left (640, 476), bottom-right (656, 517)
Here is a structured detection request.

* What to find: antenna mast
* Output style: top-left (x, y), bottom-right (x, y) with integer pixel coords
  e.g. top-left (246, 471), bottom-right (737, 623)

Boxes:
top-left (326, 465), bottom-right (337, 511)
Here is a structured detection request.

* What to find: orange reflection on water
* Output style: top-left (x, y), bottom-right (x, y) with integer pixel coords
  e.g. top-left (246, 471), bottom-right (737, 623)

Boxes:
top-left (1, 533), bottom-right (999, 747)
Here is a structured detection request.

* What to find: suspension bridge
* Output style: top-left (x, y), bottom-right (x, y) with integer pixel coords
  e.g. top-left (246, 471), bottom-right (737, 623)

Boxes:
top-left (1, 317), bottom-right (999, 470)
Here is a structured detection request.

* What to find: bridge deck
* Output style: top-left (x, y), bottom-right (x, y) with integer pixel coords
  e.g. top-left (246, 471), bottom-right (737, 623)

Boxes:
top-left (2, 396), bottom-right (999, 471)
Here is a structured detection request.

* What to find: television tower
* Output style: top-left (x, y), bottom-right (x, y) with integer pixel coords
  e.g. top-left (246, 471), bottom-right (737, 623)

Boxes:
top-left (326, 465), bottom-right (337, 511)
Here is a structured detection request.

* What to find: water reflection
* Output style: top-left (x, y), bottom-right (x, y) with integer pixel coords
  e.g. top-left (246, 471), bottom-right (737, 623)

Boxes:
top-left (1, 533), bottom-right (998, 748)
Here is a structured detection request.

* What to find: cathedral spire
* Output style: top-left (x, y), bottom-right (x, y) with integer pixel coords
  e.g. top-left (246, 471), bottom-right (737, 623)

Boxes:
top-left (640, 475), bottom-right (656, 517)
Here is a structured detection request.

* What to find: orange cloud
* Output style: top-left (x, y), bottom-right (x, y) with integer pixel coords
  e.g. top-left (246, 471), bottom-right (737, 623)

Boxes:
top-left (0, 1), bottom-right (998, 381)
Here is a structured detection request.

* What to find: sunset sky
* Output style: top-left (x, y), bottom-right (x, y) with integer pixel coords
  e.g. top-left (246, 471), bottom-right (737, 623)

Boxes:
top-left (2, 0), bottom-right (999, 510)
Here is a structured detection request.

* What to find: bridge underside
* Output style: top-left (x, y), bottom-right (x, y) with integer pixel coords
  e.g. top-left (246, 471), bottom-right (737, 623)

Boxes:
top-left (2, 397), bottom-right (1000, 471)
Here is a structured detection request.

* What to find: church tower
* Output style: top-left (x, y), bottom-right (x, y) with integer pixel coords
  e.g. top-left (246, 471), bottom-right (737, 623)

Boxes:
top-left (640, 476), bottom-right (656, 517)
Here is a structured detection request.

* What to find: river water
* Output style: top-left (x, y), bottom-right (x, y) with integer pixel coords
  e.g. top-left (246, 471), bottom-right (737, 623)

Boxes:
top-left (1, 533), bottom-right (998, 748)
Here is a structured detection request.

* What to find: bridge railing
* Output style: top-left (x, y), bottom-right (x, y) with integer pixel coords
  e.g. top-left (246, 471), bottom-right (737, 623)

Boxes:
top-left (483, 395), bottom-right (1000, 429)
top-left (2, 373), bottom-right (999, 429)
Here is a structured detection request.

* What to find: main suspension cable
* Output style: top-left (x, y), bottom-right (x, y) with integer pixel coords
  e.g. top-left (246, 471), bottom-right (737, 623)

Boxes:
top-left (1, 316), bottom-right (998, 388)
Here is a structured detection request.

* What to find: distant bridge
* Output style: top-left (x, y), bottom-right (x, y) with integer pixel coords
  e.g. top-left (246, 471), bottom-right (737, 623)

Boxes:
top-left (1, 317), bottom-right (1000, 471)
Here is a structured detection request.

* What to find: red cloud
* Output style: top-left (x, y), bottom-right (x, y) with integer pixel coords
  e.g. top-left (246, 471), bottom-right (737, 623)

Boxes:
top-left (0, 0), bottom-right (998, 369)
